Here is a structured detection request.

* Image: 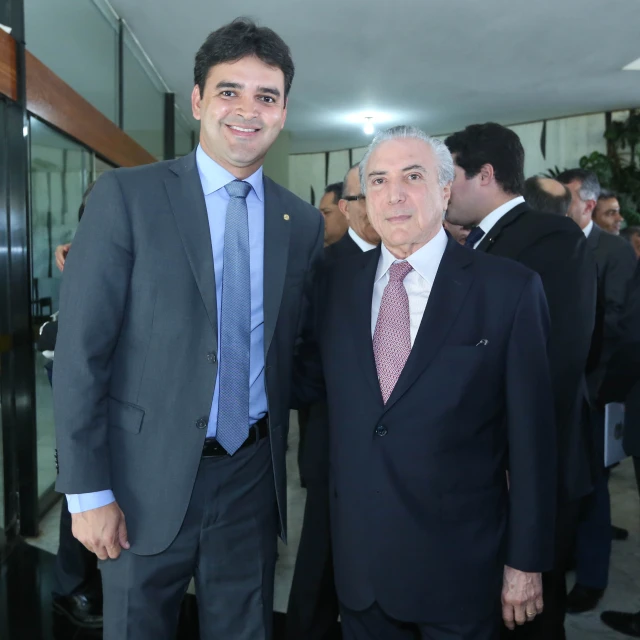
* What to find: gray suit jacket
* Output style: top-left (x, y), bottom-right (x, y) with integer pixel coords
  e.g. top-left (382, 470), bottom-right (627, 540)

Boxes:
top-left (53, 151), bottom-right (323, 555)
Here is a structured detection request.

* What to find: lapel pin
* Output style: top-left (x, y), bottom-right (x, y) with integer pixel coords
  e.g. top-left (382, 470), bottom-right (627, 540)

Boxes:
top-left (283, 214), bottom-right (290, 221)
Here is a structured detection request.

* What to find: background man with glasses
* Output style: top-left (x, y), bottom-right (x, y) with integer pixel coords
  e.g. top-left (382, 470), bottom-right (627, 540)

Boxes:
top-left (287, 163), bottom-right (379, 640)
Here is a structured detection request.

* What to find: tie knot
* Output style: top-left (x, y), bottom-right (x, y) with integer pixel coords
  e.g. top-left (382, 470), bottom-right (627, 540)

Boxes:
top-left (225, 180), bottom-right (251, 199)
top-left (388, 260), bottom-right (413, 283)
top-left (464, 226), bottom-right (485, 248)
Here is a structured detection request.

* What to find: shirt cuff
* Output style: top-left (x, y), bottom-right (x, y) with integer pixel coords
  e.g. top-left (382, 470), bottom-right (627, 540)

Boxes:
top-left (66, 490), bottom-right (116, 513)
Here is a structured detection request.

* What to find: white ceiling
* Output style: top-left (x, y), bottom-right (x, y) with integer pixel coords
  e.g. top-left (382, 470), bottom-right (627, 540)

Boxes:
top-left (37, 0), bottom-right (640, 154)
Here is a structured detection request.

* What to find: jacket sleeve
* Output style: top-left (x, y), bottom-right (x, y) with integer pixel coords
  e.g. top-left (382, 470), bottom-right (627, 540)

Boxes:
top-left (53, 171), bottom-right (133, 494)
top-left (505, 272), bottom-right (557, 572)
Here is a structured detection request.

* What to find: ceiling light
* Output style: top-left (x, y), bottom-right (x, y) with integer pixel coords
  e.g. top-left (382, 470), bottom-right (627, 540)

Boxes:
top-left (363, 117), bottom-right (374, 135)
top-left (623, 57), bottom-right (640, 71)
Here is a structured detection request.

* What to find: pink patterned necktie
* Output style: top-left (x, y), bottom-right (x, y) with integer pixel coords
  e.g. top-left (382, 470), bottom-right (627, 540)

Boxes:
top-left (373, 260), bottom-right (414, 404)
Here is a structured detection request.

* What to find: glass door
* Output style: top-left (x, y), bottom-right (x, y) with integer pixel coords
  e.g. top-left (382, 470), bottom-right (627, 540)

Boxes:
top-left (29, 117), bottom-right (94, 509)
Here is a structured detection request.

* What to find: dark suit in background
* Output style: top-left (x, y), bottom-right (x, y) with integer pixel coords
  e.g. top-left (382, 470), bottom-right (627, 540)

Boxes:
top-left (54, 152), bottom-right (323, 639)
top-left (287, 231), bottom-right (364, 640)
top-left (312, 238), bottom-right (556, 637)
top-left (597, 259), bottom-right (640, 640)
top-left (472, 203), bottom-right (597, 640)
top-left (601, 260), bottom-right (640, 470)
top-left (37, 320), bottom-right (102, 628)
top-left (571, 224), bottom-right (638, 597)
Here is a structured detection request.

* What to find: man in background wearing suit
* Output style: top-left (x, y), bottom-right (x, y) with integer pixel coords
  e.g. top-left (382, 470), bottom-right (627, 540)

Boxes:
top-left (53, 18), bottom-right (323, 640)
top-left (308, 125), bottom-right (557, 639)
top-left (557, 169), bottom-right (637, 614)
top-left (593, 190), bottom-right (624, 236)
top-left (320, 182), bottom-right (349, 247)
top-left (621, 225), bottom-right (640, 259)
top-left (599, 260), bottom-right (640, 636)
top-left (287, 163), bottom-right (379, 640)
top-left (298, 181), bottom-right (349, 487)
top-left (333, 163), bottom-right (382, 256)
top-left (523, 176), bottom-right (572, 217)
top-left (445, 124), bottom-right (597, 640)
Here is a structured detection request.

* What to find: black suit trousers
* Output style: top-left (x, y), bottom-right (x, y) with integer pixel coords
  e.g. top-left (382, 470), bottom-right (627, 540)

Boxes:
top-left (287, 476), bottom-right (340, 640)
top-left (340, 603), bottom-right (499, 640)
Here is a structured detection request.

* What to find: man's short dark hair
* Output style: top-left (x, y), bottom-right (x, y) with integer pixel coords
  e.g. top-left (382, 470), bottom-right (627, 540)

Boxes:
top-left (556, 169), bottom-right (601, 201)
top-left (621, 225), bottom-right (640, 241)
top-left (445, 123), bottom-right (525, 195)
top-left (324, 182), bottom-right (343, 205)
top-left (194, 18), bottom-right (295, 100)
top-left (523, 176), bottom-right (572, 216)
top-left (598, 188), bottom-right (618, 202)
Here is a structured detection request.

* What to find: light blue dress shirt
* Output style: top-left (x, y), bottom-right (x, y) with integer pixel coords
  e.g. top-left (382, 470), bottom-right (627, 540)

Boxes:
top-left (67, 146), bottom-right (267, 513)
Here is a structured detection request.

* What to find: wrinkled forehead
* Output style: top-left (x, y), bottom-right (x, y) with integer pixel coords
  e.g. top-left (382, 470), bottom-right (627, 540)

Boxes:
top-left (368, 138), bottom-right (437, 174)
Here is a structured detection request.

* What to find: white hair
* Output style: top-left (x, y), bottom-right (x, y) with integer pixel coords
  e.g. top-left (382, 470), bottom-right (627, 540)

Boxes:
top-left (359, 125), bottom-right (455, 194)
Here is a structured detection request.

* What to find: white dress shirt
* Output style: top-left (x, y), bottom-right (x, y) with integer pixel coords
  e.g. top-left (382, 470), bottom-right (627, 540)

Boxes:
top-left (371, 227), bottom-right (448, 345)
top-left (474, 196), bottom-right (526, 248)
top-left (348, 227), bottom-right (377, 252)
top-left (583, 220), bottom-right (594, 238)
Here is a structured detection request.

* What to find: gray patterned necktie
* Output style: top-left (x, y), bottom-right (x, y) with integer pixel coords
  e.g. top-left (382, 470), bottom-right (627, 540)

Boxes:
top-left (216, 180), bottom-right (251, 455)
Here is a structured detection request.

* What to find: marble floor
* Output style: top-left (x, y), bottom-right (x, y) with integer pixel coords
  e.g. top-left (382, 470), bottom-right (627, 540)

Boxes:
top-left (14, 411), bottom-right (640, 638)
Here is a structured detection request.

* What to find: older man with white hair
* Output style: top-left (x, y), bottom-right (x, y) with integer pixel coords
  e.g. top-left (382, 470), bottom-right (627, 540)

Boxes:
top-left (303, 125), bottom-right (557, 640)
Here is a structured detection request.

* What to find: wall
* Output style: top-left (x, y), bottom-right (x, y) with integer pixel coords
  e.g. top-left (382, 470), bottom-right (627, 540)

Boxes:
top-left (263, 131), bottom-right (291, 189)
top-left (289, 111), bottom-right (615, 204)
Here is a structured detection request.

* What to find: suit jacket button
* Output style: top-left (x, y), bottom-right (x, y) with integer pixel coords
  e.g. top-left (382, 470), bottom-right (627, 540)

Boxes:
top-left (375, 425), bottom-right (388, 437)
top-left (196, 417), bottom-right (208, 429)
top-left (207, 352), bottom-right (217, 364)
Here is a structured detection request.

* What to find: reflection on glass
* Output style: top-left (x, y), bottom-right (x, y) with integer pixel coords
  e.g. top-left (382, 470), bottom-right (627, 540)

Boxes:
top-left (124, 31), bottom-right (164, 159)
top-left (25, 0), bottom-right (119, 123)
top-left (95, 156), bottom-right (116, 179)
top-left (30, 118), bottom-right (93, 498)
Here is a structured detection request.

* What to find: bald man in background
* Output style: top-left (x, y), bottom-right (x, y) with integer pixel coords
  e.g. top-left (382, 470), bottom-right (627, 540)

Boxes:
top-left (524, 176), bottom-right (572, 217)
top-left (319, 182), bottom-right (349, 247)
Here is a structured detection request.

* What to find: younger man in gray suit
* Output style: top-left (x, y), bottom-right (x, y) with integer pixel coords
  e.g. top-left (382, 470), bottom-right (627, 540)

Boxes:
top-left (53, 18), bottom-right (323, 640)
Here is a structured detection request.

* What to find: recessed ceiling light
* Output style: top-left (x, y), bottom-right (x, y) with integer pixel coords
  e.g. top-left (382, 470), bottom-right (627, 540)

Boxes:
top-left (623, 57), bottom-right (640, 71)
top-left (363, 117), bottom-right (375, 135)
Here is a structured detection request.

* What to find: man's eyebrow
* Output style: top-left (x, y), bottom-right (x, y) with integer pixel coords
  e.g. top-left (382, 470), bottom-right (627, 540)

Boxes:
top-left (258, 86), bottom-right (281, 98)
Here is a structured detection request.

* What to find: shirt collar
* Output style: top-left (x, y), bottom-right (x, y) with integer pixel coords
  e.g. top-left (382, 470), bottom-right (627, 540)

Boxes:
top-left (195, 144), bottom-right (264, 202)
top-left (375, 226), bottom-right (448, 283)
top-left (478, 196), bottom-right (525, 236)
top-left (583, 219), bottom-right (594, 238)
top-left (348, 227), bottom-right (378, 252)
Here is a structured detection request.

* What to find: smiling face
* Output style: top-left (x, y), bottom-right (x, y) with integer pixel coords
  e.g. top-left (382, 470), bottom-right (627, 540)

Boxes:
top-left (192, 55), bottom-right (287, 179)
top-left (593, 197), bottom-right (623, 235)
top-left (364, 137), bottom-right (451, 258)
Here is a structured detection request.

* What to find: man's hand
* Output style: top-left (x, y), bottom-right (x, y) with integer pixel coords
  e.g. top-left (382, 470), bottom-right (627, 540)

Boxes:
top-left (501, 566), bottom-right (543, 630)
top-left (55, 243), bottom-right (72, 272)
top-left (71, 501), bottom-right (130, 560)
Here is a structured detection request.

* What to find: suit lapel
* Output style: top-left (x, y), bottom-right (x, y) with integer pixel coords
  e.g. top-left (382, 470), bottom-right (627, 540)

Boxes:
top-left (476, 203), bottom-right (529, 253)
top-left (263, 177), bottom-right (291, 357)
top-left (350, 246), bottom-right (384, 403)
top-left (383, 240), bottom-right (474, 413)
top-left (164, 152), bottom-right (217, 333)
